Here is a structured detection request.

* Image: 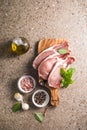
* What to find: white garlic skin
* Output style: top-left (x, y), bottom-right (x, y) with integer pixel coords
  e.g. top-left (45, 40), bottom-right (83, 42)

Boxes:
top-left (14, 93), bottom-right (23, 102)
top-left (22, 103), bottom-right (29, 110)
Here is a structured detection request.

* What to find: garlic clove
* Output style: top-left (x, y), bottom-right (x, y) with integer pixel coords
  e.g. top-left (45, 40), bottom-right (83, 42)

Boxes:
top-left (14, 92), bottom-right (23, 102)
top-left (22, 102), bottom-right (29, 110)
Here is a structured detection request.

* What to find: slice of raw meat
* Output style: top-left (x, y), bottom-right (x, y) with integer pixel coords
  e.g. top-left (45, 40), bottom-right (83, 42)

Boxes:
top-left (38, 53), bottom-right (60, 80)
top-left (33, 42), bottom-right (70, 69)
top-left (48, 57), bottom-right (75, 88)
top-left (33, 46), bottom-right (58, 69)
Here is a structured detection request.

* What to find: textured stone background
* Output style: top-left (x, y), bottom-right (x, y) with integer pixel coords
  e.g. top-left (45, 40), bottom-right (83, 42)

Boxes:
top-left (0, 0), bottom-right (87, 130)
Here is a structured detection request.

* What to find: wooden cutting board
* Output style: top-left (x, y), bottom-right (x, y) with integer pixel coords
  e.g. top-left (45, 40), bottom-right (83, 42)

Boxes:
top-left (38, 38), bottom-right (67, 106)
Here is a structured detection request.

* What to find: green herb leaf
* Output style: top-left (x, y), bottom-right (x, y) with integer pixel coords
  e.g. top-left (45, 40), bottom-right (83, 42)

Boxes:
top-left (12, 102), bottom-right (22, 112)
top-left (61, 68), bottom-right (67, 78)
top-left (58, 48), bottom-right (68, 54)
top-left (61, 68), bottom-right (75, 88)
top-left (34, 113), bottom-right (44, 123)
top-left (67, 68), bottom-right (75, 78)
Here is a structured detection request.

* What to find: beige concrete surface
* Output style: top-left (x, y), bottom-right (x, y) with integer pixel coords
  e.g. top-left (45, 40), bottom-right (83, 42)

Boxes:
top-left (0, 0), bottom-right (87, 130)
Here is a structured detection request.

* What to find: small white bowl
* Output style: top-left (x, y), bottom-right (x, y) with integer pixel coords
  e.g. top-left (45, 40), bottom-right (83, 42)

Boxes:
top-left (32, 89), bottom-right (50, 108)
top-left (18, 75), bottom-right (36, 93)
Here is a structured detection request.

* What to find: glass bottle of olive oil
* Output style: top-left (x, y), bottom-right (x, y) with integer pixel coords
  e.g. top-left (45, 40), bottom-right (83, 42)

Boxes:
top-left (11, 37), bottom-right (30, 55)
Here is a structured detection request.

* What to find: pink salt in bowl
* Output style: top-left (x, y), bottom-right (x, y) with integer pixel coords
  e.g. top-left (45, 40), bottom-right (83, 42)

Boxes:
top-left (18, 75), bottom-right (36, 93)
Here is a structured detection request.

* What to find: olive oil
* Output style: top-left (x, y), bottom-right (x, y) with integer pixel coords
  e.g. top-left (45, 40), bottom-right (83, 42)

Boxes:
top-left (11, 37), bottom-right (30, 55)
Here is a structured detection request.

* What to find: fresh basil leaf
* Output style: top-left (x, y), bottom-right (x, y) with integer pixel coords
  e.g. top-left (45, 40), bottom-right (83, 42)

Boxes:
top-left (69, 79), bottom-right (74, 84)
top-left (61, 79), bottom-right (68, 88)
top-left (62, 78), bottom-right (74, 88)
top-left (34, 113), bottom-right (44, 123)
top-left (12, 102), bottom-right (22, 112)
top-left (61, 67), bottom-right (75, 88)
top-left (61, 68), bottom-right (67, 78)
top-left (58, 48), bottom-right (68, 54)
top-left (67, 68), bottom-right (75, 78)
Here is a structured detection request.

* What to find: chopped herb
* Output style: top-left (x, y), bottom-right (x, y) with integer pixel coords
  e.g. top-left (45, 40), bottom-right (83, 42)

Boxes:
top-left (34, 113), bottom-right (44, 123)
top-left (12, 102), bottom-right (22, 112)
top-left (58, 48), bottom-right (68, 54)
top-left (61, 68), bottom-right (75, 88)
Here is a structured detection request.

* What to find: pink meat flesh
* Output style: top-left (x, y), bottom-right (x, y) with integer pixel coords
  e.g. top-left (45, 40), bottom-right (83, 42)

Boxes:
top-left (33, 42), bottom-right (70, 69)
top-left (38, 53), bottom-right (60, 80)
top-left (48, 56), bottom-right (75, 88)
top-left (33, 47), bottom-right (57, 69)
top-left (53, 41), bottom-right (69, 51)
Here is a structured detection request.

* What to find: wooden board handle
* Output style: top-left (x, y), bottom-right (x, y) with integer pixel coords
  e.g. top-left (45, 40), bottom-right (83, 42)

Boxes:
top-left (50, 88), bottom-right (59, 106)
